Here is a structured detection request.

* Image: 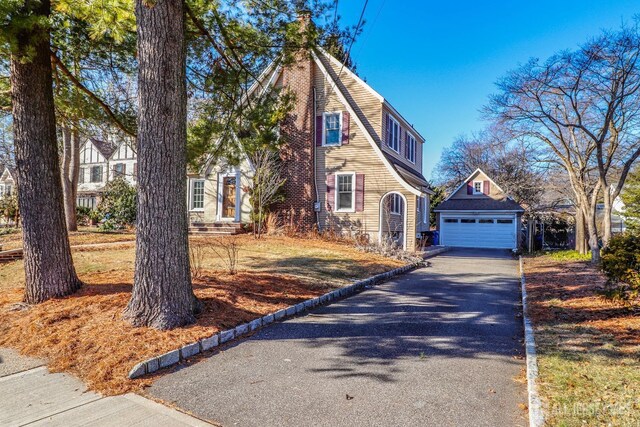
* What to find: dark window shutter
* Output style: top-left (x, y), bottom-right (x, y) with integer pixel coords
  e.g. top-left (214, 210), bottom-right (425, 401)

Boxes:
top-left (483, 180), bottom-right (490, 195)
top-left (123, 164), bottom-right (126, 176)
top-left (341, 111), bottom-right (350, 144)
top-left (326, 174), bottom-right (335, 211)
top-left (467, 182), bottom-right (473, 195)
top-left (316, 116), bottom-right (323, 146)
top-left (355, 173), bottom-right (365, 212)
top-left (398, 127), bottom-right (403, 155)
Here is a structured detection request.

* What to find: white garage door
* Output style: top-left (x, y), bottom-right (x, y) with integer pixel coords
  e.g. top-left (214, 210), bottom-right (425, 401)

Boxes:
top-left (440, 214), bottom-right (517, 249)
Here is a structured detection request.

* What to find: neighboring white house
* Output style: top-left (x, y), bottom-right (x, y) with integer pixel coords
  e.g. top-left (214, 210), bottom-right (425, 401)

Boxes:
top-left (0, 166), bottom-right (15, 198)
top-left (77, 138), bottom-right (137, 209)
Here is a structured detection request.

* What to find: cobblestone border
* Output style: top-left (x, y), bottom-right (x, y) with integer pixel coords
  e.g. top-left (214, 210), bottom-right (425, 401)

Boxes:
top-left (128, 255), bottom-right (442, 379)
top-left (519, 256), bottom-right (545, 427)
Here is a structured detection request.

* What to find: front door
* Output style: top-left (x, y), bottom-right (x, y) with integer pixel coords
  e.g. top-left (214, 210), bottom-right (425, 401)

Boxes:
top-left (222, 176), bottom-right (236, 219)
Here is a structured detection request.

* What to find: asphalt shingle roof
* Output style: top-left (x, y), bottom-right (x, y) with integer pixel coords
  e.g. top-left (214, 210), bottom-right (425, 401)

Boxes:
top-left (434, 197), bottom-right (524, 212)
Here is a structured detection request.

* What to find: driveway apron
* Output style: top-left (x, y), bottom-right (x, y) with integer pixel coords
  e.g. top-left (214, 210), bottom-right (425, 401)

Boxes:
top-left (149, 248), bottom-right (527, 427)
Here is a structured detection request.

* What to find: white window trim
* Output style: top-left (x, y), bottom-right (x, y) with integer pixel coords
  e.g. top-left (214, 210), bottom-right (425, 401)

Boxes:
top-left (322, 111), bottom-right (343, 147)
top-left (387, 115), bottom-right (400, 154)
top-left (390, 193), bottom-right (402, 216)
top-left (473, 180), bottom-right (484, 195)
top-left (422, 196), bottom-right (428, 223)
top-left (334, 172), bottom-right (356, 213)
top-left (189, 178), bottom-right (205, 212)
top-left (406, 132), bottom-right (416, 164)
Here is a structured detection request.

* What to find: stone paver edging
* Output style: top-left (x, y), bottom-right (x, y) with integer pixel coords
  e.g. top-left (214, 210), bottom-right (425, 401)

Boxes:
top-left (519, 256), bottom-right (545, 427)
top-left (128, 256), bottom-right (444, 379)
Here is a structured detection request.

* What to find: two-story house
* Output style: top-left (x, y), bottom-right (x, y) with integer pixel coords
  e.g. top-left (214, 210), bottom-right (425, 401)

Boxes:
top-left (77, 138), bottom-right (137, 209)
top-left (0, 165), bottom-right (16, 197)
top-left (187, 45), bottom-right (432, 250)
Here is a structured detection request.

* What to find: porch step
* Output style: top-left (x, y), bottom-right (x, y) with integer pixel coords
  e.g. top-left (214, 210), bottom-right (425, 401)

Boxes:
top-left (189, 222), bottom-right (245, 235)
top-left (0, 248), bottom-right (23, 263)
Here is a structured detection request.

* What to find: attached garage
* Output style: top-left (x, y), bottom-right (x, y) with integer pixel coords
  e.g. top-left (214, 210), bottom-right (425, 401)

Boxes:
top-left (433, 169), bottom-right (525, 251)
top-left (439, 214), bottom-right (518, 249)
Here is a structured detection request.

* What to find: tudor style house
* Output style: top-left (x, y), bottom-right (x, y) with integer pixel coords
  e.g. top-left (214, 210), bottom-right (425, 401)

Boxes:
top-left (77, 137), bottom-right (137, 209)
top-left (0, 165), bottom-right (16, 198)
top-left (188, 46), bottom-right (433, 250)
top-left (433, 168), bottom-right (524, 250)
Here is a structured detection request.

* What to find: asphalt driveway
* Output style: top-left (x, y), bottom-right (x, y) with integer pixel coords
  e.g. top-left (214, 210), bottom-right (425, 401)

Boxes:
top-left (149, 248), bottom-right (527, 426)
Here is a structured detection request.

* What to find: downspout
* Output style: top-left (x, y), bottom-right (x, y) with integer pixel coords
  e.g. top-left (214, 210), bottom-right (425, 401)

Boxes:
top-left (313, 86), bottom-right (320, 228)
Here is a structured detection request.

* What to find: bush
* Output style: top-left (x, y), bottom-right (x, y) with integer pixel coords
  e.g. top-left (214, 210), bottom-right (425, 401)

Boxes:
top-left (97, 178), bottom-right (137, 230)
top-left (601, 233), bottom-right (640, 299)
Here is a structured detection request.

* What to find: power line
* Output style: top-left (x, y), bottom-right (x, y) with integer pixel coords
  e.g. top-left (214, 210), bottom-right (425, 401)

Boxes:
top-left (337, 0), bottom-right (368, 79)
top-left (354, 0), bottom-right (386, 60)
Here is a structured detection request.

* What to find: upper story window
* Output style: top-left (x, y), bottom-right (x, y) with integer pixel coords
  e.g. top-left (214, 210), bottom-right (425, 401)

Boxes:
top-left (90, 166), bottom-right (103, 183)
top-left (336, 173), bottom-right (354, 212)
top-left (406, 133), bottom-right (416, 163)
top-left (0, 184), bottom-right (11, 197)
top-left (473, 181), bottom-right (483, 194)
top-left (78, 167), bottom-right (85, 184)
top-left (113, 163), bottom-right (125, 178)
top-left (324, 112), bottom-right (342, 146)
top-left (386, 115), bottom-right (400, 153)
top-left (190, 179), bottom-right (205, 211)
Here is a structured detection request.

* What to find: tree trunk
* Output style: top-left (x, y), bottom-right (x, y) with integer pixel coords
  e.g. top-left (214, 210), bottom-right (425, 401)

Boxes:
top-left (61, 126), bottom-right (80, 231)
top-left (10, 0), bottom-right (81, 304)
top-left (584, 205), bottom-right (601, 263)
top-left (574, 208), bottom-right (588, 254)
top-left (601, 186), bottom-right (613, 248)
top-left (123, 0), bottom-right (200, 329)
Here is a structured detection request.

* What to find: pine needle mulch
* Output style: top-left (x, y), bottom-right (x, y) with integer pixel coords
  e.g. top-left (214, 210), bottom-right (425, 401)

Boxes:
top-left (524, 255), bottom-right (640, 425)
top-left (0, 270), bottom-right (329, 396)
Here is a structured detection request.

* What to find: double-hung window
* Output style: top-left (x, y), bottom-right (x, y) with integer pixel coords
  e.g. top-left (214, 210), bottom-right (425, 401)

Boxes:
top-left (335, 173), bottom-right (354, 212)
top-left (406, 133), bottom-right (416, 163)
top-left (190, 179), bottom-right (205, 211)
top-left (113, 163), bottom-right (125, 178)
top-left (387, 115), bottom-right (400, 153)
top-left (4, 184), bottom-right (11, 196)
top-left (324, 112), bottom-right (341, 146)
top-left (389, 193), bottom-right (402, 215)
top-left (90, 166), bottom-right (103, 183)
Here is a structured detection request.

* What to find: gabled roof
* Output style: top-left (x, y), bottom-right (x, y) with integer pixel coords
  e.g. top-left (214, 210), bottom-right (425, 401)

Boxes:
top-left (318, 48), bottom-right (425, 142)
top-left (0, 166), bottom-right (16, 182)
top-left (443, 168), bottom-right (506, 202)
top-left (88, 138), bottom-right (118, 159)
top-left (434, 198), bottom-right (524, 212)
top-left (312, 49), bottom-right (432, 196)
top-left (434, 168), bottom-right (524, 212)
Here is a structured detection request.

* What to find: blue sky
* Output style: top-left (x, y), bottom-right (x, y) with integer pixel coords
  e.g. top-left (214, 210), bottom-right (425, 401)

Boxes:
top-left (335, 0), bottom-right (639, 179)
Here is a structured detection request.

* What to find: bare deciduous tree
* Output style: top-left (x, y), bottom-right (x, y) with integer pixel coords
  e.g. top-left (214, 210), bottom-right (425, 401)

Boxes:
top-left (433, 130), bottom-right (546, 212)
top-left (487, 24), bottom-right (640, 262)
top-left (247, 148), bottom-right (286, 238)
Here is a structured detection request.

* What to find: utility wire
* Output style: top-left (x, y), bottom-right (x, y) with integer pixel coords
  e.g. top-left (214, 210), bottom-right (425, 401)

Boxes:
top-left (337, 0), bottom-right (368, 79)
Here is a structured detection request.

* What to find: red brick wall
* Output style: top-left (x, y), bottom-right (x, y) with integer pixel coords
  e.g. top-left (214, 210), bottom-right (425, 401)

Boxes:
top-left (273, 51), bottom-right (317, 230)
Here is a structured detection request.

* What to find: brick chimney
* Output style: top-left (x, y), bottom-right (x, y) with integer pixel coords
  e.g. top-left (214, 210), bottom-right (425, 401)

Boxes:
top-left (273, 12), bottom-right (317, 231)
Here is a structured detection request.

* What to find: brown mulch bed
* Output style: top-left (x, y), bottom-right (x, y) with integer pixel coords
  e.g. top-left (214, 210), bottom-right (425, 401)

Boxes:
top-left (0, 270), bottom-right (327, 395)
top-left (524, 256), bottom-right (640, 350)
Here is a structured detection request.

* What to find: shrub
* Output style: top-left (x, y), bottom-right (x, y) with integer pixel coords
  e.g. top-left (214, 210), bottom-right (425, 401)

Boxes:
top-left (97, 178), bottom-right (137, 230)
top-left (601, 233), bottom-right (640, 299)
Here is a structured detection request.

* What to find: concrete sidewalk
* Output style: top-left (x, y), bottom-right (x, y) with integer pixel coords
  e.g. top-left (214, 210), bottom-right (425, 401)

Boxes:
top-left (0, 349), bottom-right (211, 427)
